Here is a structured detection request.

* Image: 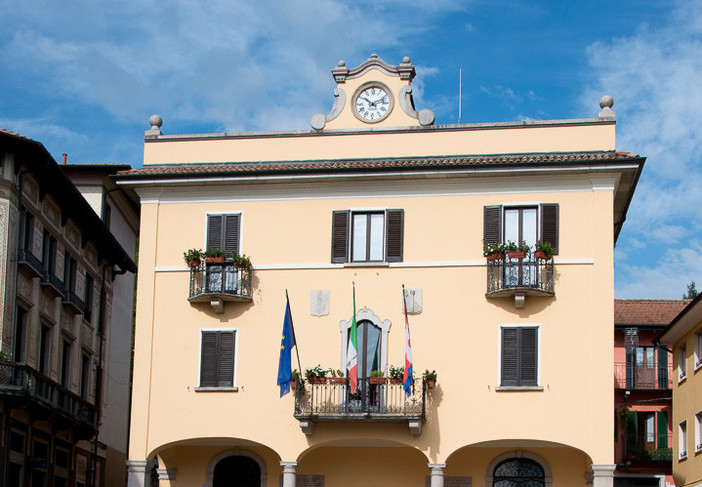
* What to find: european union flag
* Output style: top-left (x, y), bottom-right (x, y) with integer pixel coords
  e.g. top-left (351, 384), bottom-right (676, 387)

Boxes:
top-left (277, 294), bottom-right (297, 397)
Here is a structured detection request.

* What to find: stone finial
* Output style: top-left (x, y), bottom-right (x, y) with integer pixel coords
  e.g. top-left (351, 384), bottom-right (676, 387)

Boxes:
top-left (402, 56), bottom-right (411, 64)
top-left (337, 60), bottom-right (346, 67)
top-left (145, 114), bottom-right (163, 137)
top-left (598, 95), bottom-right (616, 120)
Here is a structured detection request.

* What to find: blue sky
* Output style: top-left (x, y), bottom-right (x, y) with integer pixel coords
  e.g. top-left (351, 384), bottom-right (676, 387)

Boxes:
top-left (1, 0), bottom-right (701, 298)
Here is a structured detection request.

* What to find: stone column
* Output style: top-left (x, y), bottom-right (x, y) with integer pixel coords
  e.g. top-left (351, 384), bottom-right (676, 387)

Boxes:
top-left (281, 461), bottom-right (298, 487)
top-left (591, 464), bottom-right (615, 487)
top-left (126, 460), bottom-right (148, 487)
top-left (428, 463), bottom-right (447, 487)
top-left (157, 468), bottom-right (177, 483)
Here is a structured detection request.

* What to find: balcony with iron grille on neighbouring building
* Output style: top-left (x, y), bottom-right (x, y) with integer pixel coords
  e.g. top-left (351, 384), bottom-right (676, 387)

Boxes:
top-left (293, 377), bottom-right (426, 435)
top-left (188, 261), bottom-right (252, 313)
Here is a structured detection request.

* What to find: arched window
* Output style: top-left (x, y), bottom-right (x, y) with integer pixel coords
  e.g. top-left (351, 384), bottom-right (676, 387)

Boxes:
top-left (493, 458), bottom-right (544, 486)
top-left (339, 308), bottom-right (391, 376)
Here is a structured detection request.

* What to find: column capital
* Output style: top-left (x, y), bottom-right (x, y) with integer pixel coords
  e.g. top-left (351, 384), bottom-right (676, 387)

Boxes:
top-left (590, 464), bottom-right (615, 487)
top-left (126, 460), bottom-right (148, 472)
top-left (428, 463), bottom-right (447, 471)
top-left (280, 461), bottom-right (298, 470)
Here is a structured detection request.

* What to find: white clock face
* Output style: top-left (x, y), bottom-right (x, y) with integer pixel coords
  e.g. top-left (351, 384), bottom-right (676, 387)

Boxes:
top-left (355, 86), bottom-right (391, 122)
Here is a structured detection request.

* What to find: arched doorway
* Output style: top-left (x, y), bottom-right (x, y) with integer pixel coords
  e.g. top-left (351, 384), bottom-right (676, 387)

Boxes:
top-left (493, 458), bottom-right (544, 486)
top-left (213, 455), bottom-right (260, 487)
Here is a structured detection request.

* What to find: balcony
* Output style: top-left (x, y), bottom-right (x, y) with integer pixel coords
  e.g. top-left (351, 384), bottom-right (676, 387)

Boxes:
top-left (614, 362), bottom-right (673, 390)
top-left (0, 361), bottom-right (96, 438)
top-left (188, 262), bottom-right (252, 313)
top-left (625, 433), bottom-right (673, 462)
top-left (294, 377), bottom-right (426, 435)
top-left (486, 256), bottom-right (554, 304)
top-left (18, 248), bottom-right (44, 278)
top-left (62, 290), bottom-right (86, 315)
top-left (41, 270), bottom-right (65, 297)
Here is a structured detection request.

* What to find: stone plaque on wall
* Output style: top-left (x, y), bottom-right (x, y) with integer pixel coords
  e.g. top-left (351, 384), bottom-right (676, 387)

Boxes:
top-left (310, 290), bottom-right (329, 317)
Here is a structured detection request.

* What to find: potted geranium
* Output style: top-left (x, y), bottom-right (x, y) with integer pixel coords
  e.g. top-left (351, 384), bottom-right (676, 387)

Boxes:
top-left (233, 253), bottom-right (252, 269)
top-left (183, 248), bottom-right (203, 268)
top-left (423, 369), bottom-right (437, 389)
top-left (329, 369), bottom-right (346, 385)
top-left (505, 241), bottom-right (530, 259)
top-left (304, 365), bottom-right (327, 384)
top-left (483, 242), bottom-right (505, 261)
top-left (204, 248), bottom-right (228, 264)
top-left (389, 365), bottom-right (404, 384)
top-left (534, 241), bottom-right (554, 260)
top-left (290, 369), bottom-right (301, 390)
top-left (369, 370), bottom-right (387, 385)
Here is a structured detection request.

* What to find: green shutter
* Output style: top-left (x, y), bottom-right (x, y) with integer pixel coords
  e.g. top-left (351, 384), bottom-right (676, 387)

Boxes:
top-left (626, 410), bottom-right (638, 451)
top-left (657, 411), bottom-right (668, 448)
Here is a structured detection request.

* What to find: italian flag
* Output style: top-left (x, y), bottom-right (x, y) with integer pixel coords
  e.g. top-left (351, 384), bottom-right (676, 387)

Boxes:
top-left (346, 284), bottom-right (358, 393)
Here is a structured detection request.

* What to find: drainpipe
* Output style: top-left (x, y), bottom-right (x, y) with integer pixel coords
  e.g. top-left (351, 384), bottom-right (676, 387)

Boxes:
top-left (90, 264), bottom-right (107, 487)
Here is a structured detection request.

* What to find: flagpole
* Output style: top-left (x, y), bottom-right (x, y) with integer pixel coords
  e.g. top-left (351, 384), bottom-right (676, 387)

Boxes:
top-left (286, 289), bottom-right (302, 375)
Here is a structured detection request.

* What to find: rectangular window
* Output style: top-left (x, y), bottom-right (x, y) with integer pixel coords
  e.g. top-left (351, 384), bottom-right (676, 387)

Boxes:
top-left (42, 231), bottom-right (57, 277)
top-left (39, 325), bottom-right (51, 375)
top-left (678, 343), bottom-right (687, 381)
top-left (60, 339), bottom-right (71, 388)
top-left (695, 410), bottom-right (702, 454)
top-left (199, 330), bottom-right (236, 388)
top-left (64, 253), bottom-right (77, 293)
top-left (20, 210), bottom-right (34, 253)
top-left (500, 325), bottom-right (538, 387)
top-left (694, 330), bottom-right (702, 371)
top-left (80, 353), bottom-right (91, 399)
top-left (331, 209), bottom-right (404, 263)
top-left (14, 307), bottom-right (27, 362)
top-left (207, 214), bottom-right (241, 254)
top-left (645, 413), bottom-right (655, 443)
top-left (679, 420), bottom-right (687, 459)
top-left (483, 203), bottom-right (559, 254)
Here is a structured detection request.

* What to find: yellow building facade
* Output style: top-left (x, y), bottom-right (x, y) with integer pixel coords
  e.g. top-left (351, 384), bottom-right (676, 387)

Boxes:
top-left (120, 55), bottom-right (644, 487)
top-left (656, 297), bottom-right (702, 487)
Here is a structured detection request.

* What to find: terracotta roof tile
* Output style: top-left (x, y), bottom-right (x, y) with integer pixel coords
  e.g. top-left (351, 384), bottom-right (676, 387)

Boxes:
top-left (615, 299), bottom-right (690, 326)
top-left (118, 151), bottom-right (641, 179)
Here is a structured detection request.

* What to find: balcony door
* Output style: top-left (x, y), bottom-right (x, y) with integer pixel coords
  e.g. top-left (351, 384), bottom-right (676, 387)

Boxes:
top-left (504, 207), bottom-right (537, 286)
top-left (354, 320), bottom-right (382, 379)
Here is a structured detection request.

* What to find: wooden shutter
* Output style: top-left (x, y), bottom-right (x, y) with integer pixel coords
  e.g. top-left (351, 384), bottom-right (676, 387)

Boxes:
top-left (540, 204), bottom-right (559, 254)
top-left (501, 328), bottom-right (519, 386)
top-left (207, 214), bottom-right (240, 253)
top-left (519, 327), bottom-right (537, 386)
top-left (483, 206), bottom-right (502, 246)
top-left (200, 332), bottom-right (219, 387)
top-left (657, 411), bottom-right (668, 448)
top-left (385, 209), bottom-right (404, 262)
top-left (331, 211), bottom-right (349, 263)
top-left (200, 331), bottom-right (235, 387)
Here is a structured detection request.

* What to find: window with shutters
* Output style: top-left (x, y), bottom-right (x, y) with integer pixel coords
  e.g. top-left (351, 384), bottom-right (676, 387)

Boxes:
top-left (207, 214), bottom-right (241, 255)
top-left (199, 330), bottom-right (237, 389)
top-left (499, 325), bottom-right (539, 388)
top-left (331, 209), bottom-right (403, 263)
top-left (483, 204), bottom-right (559, 254)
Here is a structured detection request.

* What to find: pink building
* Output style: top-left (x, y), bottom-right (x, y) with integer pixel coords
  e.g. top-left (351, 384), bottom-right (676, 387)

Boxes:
top-left (614, 299), bottom-right (688, 486)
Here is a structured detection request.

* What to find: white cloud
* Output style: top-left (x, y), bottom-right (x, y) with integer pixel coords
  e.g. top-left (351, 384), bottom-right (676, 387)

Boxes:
top-left (584, 0), bottom-right (702, 297)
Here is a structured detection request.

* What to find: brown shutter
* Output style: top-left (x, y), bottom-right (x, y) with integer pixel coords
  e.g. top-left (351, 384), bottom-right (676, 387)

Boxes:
top-left (218, 331), bottom-right (235, 387)
top-left (331, 211), bottom-right (349, 263)
top-left (207, 215), bottom-right (223, 251)
top-left (501, 328), bottom-right (519, 386)
top-left (484, 205), bottom-right (502, 246)
top-left (520, 327), bottom-right (538, 386)
top-left (223, 215), bottom-right (240, 254)
top-left (540, 204), bottom-right (559, 254)
top-left (200, 332), bottom-right (219, 387)
top-left (385, 209), bottom-right (404, 262)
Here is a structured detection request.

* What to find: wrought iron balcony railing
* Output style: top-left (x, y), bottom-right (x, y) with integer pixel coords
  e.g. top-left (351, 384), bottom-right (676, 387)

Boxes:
top-left (18, 248), bottom-right (44, 277)
top-left (614, 362), bottom-right (673, 390)
top-left (625, 433), bottom-right (673, 461)
top-left (294, 377), bottom-right (425, 434)
top-left (63, 290), bottom-right (86, 315)
top-left (41, 270), bottom-right (65, 297)
top-left (188, 262), bottom-right (252, 302)
top-left (0, 361), bottom-right (96, 433)
top-left (486, 256), bottom-right (554, 297)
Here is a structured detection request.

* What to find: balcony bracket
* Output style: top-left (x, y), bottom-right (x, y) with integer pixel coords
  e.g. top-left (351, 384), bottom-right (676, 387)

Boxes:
top-left (210, 298), bottom-right (224, 314)
top-left (299, 420), bottom-right (315, 435)
top-left (409, 420), bottom-right (422, 436)
top-left (514, 293), bottom-right (525, 309)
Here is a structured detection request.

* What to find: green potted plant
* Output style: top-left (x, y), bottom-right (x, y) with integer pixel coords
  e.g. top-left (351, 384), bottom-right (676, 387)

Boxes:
top-left (204, 248), bottom-right (229, 264)
top-left (483, 242), bottom-right (505, 261)
top-left (423, 369), bottom-right (437, 389)
top-left (329, 369), bottom-right (345, 385)
top-left (183, 248), bottom-right (203, 268)
top-left (389, 365), bottom-right (404, 384)
top-left (304, 364), bottom-right (327, 384)
top-left (290, 369), bottom-right (301, 390)
top-left (233, 253), bottom-right (252, 269)
top-left (0, 350), bottom-right (9, 361)
top-left (505, 240), bottom-right (530, 259)
top-left (369, 369), bottom-right (386, 385)
top-left (534, 241), bottom-right (554, 260)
